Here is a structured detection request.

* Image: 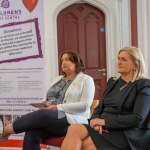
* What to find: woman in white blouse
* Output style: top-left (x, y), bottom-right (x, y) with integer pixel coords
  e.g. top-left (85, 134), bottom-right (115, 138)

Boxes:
top-left (0, 51), bottom-right (95, 150)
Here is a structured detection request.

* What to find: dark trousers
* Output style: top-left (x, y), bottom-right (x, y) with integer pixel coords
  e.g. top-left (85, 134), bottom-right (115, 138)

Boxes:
top-left (13, 109), bottom-right (69, 150)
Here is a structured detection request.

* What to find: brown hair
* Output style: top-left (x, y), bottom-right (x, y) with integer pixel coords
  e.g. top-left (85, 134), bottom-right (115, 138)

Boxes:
top-left (59, 51), bottom-right (85, 75)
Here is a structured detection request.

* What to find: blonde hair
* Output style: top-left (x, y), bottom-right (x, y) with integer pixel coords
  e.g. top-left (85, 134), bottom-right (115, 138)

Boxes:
top-left (118, 46), bottom-right (146, 81)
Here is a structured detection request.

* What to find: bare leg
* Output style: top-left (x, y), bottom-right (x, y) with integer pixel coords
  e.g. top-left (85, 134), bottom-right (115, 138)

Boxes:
top-left (81, 136), bottom-right (96, 150)
top-left (61, 124), bottom-right (89, 150)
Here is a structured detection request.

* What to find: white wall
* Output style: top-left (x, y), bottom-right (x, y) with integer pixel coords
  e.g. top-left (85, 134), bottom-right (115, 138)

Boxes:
top-left (137, 0), bottom-right (150, 78)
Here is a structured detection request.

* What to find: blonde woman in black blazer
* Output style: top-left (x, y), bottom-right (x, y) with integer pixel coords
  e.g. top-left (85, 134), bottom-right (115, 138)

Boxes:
top-left (61, 46), bottom-right (150, 150)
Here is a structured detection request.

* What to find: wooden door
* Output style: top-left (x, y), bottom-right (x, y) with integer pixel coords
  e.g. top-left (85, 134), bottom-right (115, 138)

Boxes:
top-left (57, 3), bottom-right (107, 99)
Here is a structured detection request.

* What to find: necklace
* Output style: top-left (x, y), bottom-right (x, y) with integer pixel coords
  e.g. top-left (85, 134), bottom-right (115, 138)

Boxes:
top-left (120, 84), bottom-right (128, 90)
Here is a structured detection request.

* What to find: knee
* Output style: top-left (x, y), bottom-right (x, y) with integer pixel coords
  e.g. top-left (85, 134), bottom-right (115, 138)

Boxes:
top-left (67, 124), bottom-right (78, 134)
top-left (67, 124), bottom-right (87, 138)
top-left (67, 124), bottom-right (81, 134)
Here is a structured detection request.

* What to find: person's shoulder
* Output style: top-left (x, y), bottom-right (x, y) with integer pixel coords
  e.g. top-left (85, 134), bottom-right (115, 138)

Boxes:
top-left (78, 72), bottom-right (93, 79)
top-left (107, 77), bottom-right (117, 84)
top-left (135, 78), bottom-right (150, 86)
top-left (135, 78), bottom-right (150, 91)
top-left (77, 73), bottom-right (95, 84)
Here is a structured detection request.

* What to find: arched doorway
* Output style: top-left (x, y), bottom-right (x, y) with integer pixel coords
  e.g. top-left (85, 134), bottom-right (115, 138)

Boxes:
top-left (57, 3), bottom-right (107, 99)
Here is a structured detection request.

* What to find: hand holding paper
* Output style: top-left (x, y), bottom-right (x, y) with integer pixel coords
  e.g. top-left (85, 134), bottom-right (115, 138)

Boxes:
top-left (29, 99), bottom-right (55, 108)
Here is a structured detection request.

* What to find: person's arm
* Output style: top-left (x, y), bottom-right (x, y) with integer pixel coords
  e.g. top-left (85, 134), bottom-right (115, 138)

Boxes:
top-left (57, 76), bottom-right (95, 114)
top-left (105, 85), bottom-right (150, 129)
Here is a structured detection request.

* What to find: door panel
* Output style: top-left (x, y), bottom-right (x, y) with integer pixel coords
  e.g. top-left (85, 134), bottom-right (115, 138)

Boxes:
top-left (57, 3), bottom-right (107, 99)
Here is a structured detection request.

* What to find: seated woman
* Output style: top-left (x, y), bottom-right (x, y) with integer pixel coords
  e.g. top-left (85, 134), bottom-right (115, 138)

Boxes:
top-left (61, 46), bottom-right (150, 150)
top-left (0, 51), bottom-right (95, 150)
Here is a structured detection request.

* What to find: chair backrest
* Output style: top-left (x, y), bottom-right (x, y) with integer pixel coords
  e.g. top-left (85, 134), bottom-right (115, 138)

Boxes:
top-left (90, 99), bottom-right (99, 114)
top-left (42, 99), bottom-right (99, 147)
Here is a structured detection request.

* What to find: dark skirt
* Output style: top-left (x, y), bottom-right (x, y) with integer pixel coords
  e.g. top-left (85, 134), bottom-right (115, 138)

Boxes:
top-left (84, 124), bottom-right (131, 150)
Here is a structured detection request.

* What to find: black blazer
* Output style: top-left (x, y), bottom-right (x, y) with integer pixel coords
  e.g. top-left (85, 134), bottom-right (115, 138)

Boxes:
top-left (91, 77), bottom-right (150, 150)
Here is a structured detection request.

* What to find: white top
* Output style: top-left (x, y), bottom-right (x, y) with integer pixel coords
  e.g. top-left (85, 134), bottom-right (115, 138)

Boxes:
top-left (48, 72), bottom-right (95, 124)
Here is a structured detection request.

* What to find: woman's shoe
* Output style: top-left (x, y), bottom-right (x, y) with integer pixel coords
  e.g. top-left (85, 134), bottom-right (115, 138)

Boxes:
top-left (0, 118), bottom-right (4, 138)
top-left (0, 118), bottom-right (9, 142)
